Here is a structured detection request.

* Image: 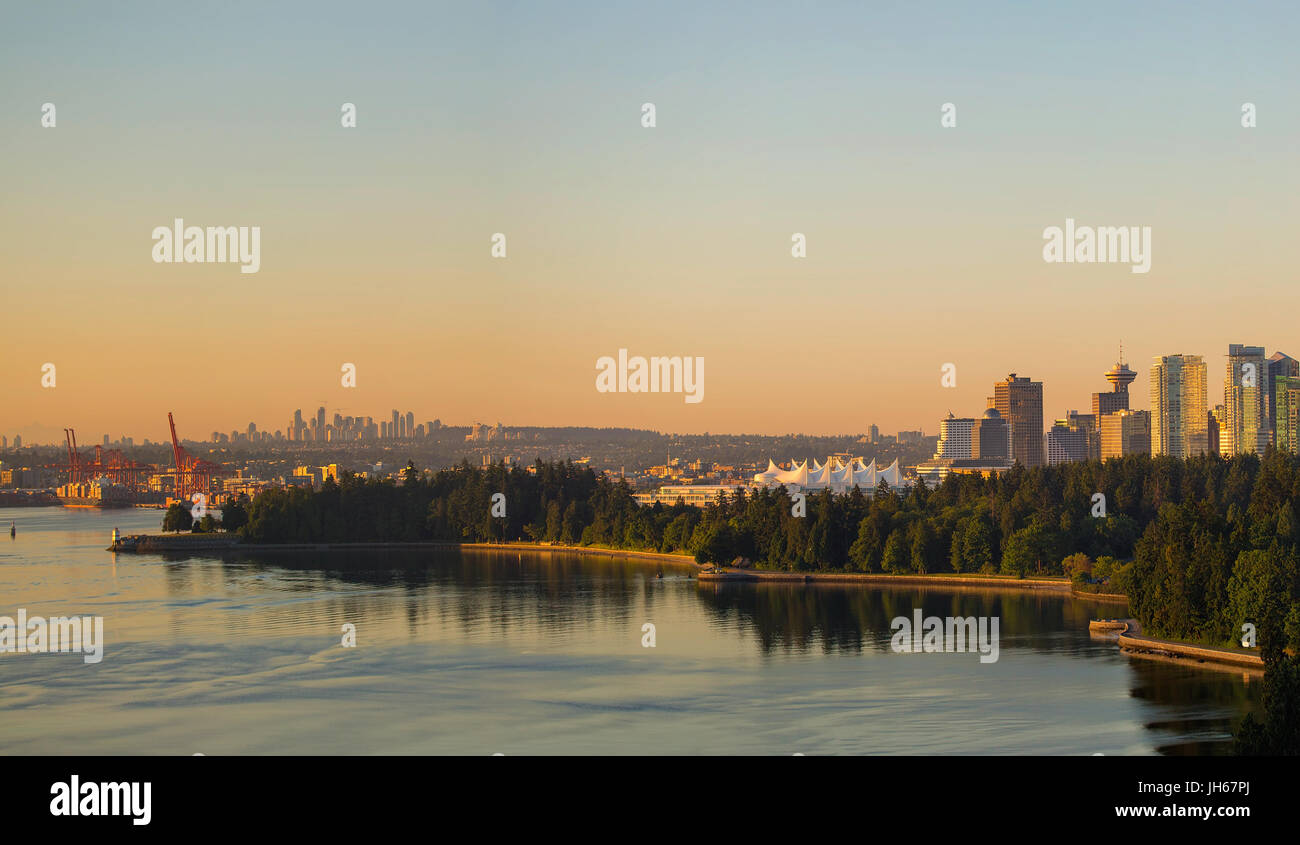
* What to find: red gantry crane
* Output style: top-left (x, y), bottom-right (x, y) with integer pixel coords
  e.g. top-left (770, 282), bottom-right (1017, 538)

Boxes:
top-left (53, 428), bottom-right (147, 488)
top-left (62, 428), bottom-right (84, 484)
top-left (168, 412), bottom-right (231, 498)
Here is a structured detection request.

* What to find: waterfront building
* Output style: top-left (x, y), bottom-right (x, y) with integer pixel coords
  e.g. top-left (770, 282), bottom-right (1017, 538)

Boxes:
top-left (752, 456), bottom-right (904, 494)
top-left (634, 484), bottom-right (753, 507)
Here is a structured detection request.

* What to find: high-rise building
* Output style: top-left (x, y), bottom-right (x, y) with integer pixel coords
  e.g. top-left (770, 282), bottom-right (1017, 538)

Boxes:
top-left (391, 409), bottom-right (400, 439)
top-left (1100, 410), bottom-right (1151, 459)
top-left (1093, 349), bottom-right (1137, 417)
top-left (1267, 353), bottom-right (1299, 448)
top-left (1225, 344), bottom-right (1268, 455)
top-left (1208, 406), bottom-right (1225, 455)
top-left (1066, 410), bottom-right (1100, 460)
top-left (1150, 354), bottom-right (1208, 458)
top-left (972, 408), bottom-right (1011, 460)
top-left (916, 408), bottom-right (1011, 484)
top-left (405, 412), bottom-right (415, 439)
top-left (936, 413), bottom-right (974, 458)
top-left (1047, 418), bottom-right (1090, 464)
top-left (992, 373), bottom-right (1045, 467)
top-left (1275, 375), bottom-right (1300, 454)
top-left (868, 423), bottom-right (880, 444)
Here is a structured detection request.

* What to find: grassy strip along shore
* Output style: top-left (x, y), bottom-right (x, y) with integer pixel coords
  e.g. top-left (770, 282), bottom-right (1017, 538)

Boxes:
top-left (1109, 619), bottom-right (1264, 671)
top-left (112, 533), bottom-right (1104, 597)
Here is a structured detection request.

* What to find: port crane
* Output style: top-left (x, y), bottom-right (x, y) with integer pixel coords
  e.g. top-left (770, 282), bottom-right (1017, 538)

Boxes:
top-left (168, 412), bottom-right (232, 497)
top-left (52, 428), bottom-right (146, 487)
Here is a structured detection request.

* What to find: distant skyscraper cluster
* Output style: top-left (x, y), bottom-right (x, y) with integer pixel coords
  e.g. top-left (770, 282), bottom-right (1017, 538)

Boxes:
top-left (1149, 345), bottom-right (1298, 460)
top-left (1041, 342), bottom-right (1299, 465)
top-left (206, 408), bottom-right (443, 444)
top-left (915, 340), bottom-right (1300, 479)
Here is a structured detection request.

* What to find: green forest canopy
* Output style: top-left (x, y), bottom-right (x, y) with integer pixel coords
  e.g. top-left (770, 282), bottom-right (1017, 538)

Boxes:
top-left (238, 452), bottom-right (1300, 653)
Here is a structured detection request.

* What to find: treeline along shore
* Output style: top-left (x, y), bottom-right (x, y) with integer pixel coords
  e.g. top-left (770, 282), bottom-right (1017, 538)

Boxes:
top-left (137, 453), bottom-right (1300, 750)
top-left (156, 454), bottom-right (1300, 651)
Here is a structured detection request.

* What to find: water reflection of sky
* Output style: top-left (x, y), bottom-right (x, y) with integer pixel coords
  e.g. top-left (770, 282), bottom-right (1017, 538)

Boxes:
top-left (0, 507), bottom-right (1257, 755)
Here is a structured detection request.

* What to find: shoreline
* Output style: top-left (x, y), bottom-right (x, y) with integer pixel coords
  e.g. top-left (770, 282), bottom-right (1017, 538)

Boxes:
top-left (105, 533), bottom-right (1275, 671)
top-left (697, 568), bottom-right (1072, 592)
top-left (108, 534), bottom-right (706, 565)
top-left (108, 534), bottom-right (1121, 599)
top-left (1110, 619), bottom-right (1263, 670)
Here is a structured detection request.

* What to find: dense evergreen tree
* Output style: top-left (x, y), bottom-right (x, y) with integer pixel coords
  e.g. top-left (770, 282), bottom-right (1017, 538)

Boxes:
top-left (237, 452), bottom-right (1300, 654)
top-left (161, 502), bottom-right (193, 533)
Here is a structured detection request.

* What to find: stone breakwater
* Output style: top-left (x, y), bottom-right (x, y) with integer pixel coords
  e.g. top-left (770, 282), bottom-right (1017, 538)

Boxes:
top-left (1096, 619), bottom-right (1264, 670)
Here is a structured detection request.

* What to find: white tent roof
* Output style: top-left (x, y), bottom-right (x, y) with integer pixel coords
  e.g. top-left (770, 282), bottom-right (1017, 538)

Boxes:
top-left (753, 457), bottom-right (902, 491)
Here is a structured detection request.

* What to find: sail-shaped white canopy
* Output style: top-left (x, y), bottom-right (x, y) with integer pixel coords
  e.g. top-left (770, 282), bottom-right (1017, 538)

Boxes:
top-left (752, 457), bottom-right (903, 494)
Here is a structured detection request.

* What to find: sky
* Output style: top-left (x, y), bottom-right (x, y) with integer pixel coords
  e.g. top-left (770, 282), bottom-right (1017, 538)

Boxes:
top-left (2, 1), bottom-right (1298, 443)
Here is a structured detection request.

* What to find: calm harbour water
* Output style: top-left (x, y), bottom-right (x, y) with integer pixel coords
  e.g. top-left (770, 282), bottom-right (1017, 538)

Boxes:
top-left (0, 506), bottom-right (1258, 755)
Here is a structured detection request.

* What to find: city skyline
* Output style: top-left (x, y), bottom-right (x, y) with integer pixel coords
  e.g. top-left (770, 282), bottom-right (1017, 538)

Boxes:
top-left (3, 3), bottom-right (1297, 441)
top-left (5, 341), bottom-right (1298, 447)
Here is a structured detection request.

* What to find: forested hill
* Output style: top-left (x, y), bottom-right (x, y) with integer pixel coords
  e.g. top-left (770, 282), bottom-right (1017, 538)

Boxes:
top-left (238, 453), bottom-right (1300, 654)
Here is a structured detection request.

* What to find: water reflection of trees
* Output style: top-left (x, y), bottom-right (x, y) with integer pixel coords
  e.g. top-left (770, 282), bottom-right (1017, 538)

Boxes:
top-left (692, 583), bottom-right (1115, 656)
top-left (157, 548), bottom-right (685, 643)
top-left (1121, 655), bottom-right (1260, 756)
